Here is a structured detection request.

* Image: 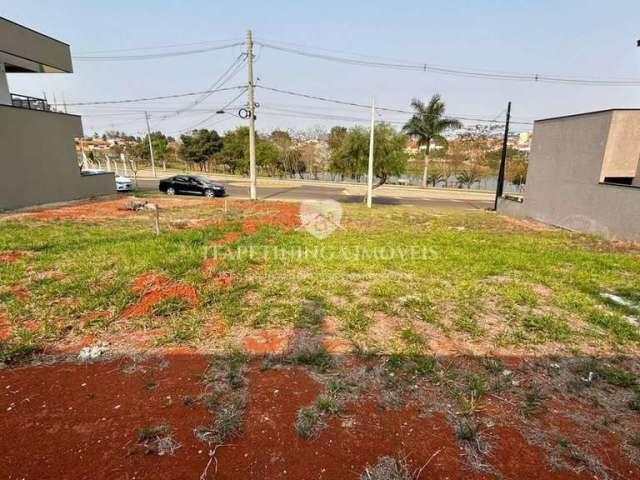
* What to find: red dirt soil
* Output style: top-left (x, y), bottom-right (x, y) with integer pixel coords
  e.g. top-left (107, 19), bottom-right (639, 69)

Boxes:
top-left (209, 231), bottom-right (241, 245)
top-left (0, 251), bottom-right (29, 263)
top-left (0, 313), bottom-right (10, 341)
top-left (0, 354), bottom-right (210, 480)
top-left (130, 272), bottom-right (171, 295)
top-left (26, 197), bottom-right (214, 220)
top-left (242, 329), bottom-right (291, 354)
top-left (2, 285), bottom-right (30, 301)
top-left (2, 356), bottom-right (620, 480)
top-left (237, 201), bottom-right (300, 232)
top-left (488, 425), bottom-right (591, 480)
top-left (78, 310), bottom-right (111, 328)
top-left (201, 256), bottom-right (220, 272)
top-left (122, 272), bottom-right (199, 318)
top-left (212, 271), bottom-right (236, 288)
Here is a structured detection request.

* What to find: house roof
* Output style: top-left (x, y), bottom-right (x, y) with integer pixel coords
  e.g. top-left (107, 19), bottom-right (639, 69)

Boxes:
top-left (0, 17), bottom-right (72, 73)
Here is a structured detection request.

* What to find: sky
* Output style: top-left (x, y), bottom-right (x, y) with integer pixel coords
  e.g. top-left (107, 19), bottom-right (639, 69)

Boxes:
top-left (3, 0), bottom-right (640, 137)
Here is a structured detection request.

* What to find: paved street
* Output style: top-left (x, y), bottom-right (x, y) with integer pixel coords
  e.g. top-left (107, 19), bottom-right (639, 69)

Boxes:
top-left (135, 175), bottom-right (494, 210)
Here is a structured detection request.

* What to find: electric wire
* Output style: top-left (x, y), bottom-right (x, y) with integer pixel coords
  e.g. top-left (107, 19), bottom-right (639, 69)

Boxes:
top-left (65, 85), bottom-right (246, 106)
top-left (256, 40), bottom-right (640, 87)
top-left (74, 38), bottom-right (242, 55)
top-left (256, 85), bottom-right (533, 125)
top-left (158, 53), bottom-right (247, 121)
top-left (174, 88), bottom-right (248, 134)
top-left (73, 42), bottom-right (244, 61)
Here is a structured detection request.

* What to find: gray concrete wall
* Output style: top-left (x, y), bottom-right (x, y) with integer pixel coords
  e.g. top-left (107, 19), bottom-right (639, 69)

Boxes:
top-left (0, 105), bottom-right (114, 211)
top-left (496, 197), bottom-right (526, 218)
top-left (0, 17), bottom-right (72, 73)
top-left (497, 110), bottom-right (640, 240)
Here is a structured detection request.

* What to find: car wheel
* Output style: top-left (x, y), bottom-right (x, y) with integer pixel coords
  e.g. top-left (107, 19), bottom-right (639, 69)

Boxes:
top-left (204, 189), bottom-right (215, 198)
top-left (166, 187), bottom-right (176, 195)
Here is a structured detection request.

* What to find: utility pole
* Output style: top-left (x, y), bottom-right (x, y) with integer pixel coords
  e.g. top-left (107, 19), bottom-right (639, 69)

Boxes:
top-left (493, 101), bottom-right (512, 211)
top-left (247, 29), bottom-right (257, 200)
top-left (144, 111), bottom-right (157, 178)
top-left (366, 97), bottom-right (375, 208)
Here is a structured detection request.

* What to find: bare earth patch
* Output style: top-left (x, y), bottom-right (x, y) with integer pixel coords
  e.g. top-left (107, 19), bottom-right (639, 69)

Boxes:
top-left (2, 353), bottom-right (638, 479)
top-left (0, 250), bottom-right (30, 263)
top-left (122, 272), bottom-right (199, 318)
top-left (242, 329), bottom-right (292, 354)
top-left (23, 197), bottom-right (216, 221)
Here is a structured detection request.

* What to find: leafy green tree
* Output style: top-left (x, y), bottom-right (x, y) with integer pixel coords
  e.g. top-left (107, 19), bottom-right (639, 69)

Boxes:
top-left (221, 127), bottom-right (283, 175)
top-left (134, 132), bottom-right (170, 170)
top-left (257, 140), bottom-right (280, 176)
top-left (179, 129), bottom-right (223, 171)
top-left (221, 127), bottom-right (250, 173)
top-left (270, 130), bottom-right (295, 176)
top-left (327, 126), bottom-right (348, 154)
top-left (330, 123), bottom-right (408, 188)
top-left (506, 155), bottom-right (528, 190)
top-left (403, 94), bottom-right (462, 188)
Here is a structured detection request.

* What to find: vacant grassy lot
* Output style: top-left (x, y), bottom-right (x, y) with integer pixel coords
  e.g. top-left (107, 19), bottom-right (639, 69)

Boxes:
top-left (2, 196), bottom-right (640, 479)
top-left (0, 195), bottom-right (639, 359)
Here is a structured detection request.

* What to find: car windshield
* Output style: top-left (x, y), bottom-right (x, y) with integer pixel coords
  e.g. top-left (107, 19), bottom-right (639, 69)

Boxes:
top-left (194, 176), bottom-right (210, 184)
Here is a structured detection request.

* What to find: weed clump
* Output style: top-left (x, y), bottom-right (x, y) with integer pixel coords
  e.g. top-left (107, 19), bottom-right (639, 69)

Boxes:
top-left (295, 406), bottom-right (324, 439)
top-left (137, 424), bottom-right (180, 455)
top-left (194, 351), bottom-right (249, 446)
top-left (359, 456), bottom-right (415, 480)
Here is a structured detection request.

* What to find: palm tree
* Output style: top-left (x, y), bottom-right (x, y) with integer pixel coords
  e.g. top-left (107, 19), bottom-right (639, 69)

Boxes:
top-left (403, 95), bottom-right (462, 188)
top-left (456, 168), bottom-right (481, 189)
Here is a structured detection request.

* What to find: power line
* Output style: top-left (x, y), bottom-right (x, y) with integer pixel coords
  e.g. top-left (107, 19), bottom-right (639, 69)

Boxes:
top-left (73, 42), bottom-right (244, 61)
top-left (69, 33), bottom-right (640, 85)
top-left (74, 38), bottom-right (242, 55)
top-left (159, 54), bottom-right (247, 121)
top-left (173, 87), bottom-right (248, 134)
top-left (256, 85), bottom-right (533, 125)
top-left (65, 85), bottom-right (246, 106)
top-left (256, 40), bottom-right (640, 87)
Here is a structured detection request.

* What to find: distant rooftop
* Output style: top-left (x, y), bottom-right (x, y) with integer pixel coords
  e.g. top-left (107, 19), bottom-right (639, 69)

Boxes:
top-left (0, 17), bottom-right (72, 73)
top-left (536, 109), bottom-right (640, 123)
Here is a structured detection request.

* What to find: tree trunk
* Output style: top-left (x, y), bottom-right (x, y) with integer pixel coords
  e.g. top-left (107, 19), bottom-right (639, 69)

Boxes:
top-left (421, 140), bottom-right (431, 188)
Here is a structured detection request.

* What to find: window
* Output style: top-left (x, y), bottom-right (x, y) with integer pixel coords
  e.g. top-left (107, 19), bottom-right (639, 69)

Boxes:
top-left (603, 177), bottom-right (633, 185)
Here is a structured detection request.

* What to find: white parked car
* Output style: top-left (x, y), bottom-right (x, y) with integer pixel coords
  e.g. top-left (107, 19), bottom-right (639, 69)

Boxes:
top-left (115, 175), bottom-right (134, 192)
top-left (81, 168), bottom-right (134, 192)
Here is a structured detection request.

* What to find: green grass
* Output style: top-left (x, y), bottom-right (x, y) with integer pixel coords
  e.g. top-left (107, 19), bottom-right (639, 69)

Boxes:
top-left (295, 406), bottom-right (323, 438)
top-left (573, 358), bottom-right (637, 388)
top-left (1, 200), bottom-right (640, 356)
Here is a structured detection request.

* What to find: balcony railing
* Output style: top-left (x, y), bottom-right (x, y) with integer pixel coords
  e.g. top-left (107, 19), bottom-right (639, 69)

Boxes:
top-left (10, 93), bottom-right (51, 111)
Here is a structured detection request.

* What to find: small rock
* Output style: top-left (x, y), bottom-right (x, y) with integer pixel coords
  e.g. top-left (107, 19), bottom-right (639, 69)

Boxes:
top-left (581, 371), bottom-right (595, 384)
top-left (624, 316), bottom-right (639, 327)
top-left (78, 344), bottom-right (108, 361)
